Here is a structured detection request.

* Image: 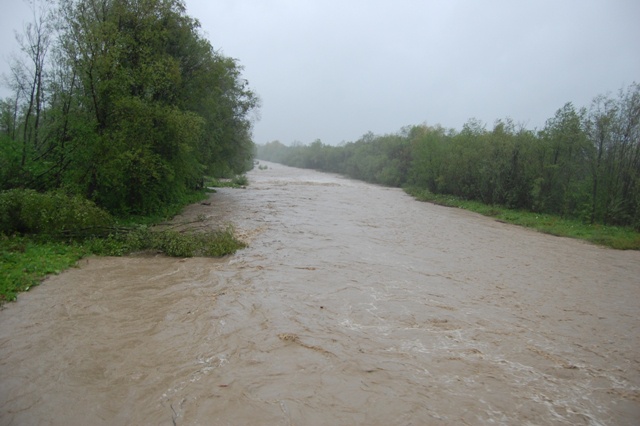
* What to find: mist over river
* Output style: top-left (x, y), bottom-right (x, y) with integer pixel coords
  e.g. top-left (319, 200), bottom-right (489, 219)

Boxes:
top-left (1, 161), bottom-right (639, 425)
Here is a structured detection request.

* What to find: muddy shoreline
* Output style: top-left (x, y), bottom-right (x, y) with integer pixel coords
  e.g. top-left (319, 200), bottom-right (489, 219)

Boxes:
top-left (1, 162), bottom-right (639, 425)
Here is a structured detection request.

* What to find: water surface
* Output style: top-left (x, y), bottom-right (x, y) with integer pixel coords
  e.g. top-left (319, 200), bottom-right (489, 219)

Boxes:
top-left (1, 162), bottom-right (639, 425)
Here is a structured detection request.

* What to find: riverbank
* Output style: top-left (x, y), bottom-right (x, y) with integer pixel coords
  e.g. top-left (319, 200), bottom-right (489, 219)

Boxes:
top-left (0, 182), bottom-right (247, 304)
top-left (405, 186), bottom-right (640, 250)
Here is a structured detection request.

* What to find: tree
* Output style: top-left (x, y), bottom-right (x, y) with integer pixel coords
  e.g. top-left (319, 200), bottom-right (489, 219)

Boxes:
top-left (586, 84), bottom-right (640, 227)
top-left (536, 103), bottom-right (590, 216)
top-left (2, 0), bottom-right (260, 215)
top-left (3, 1), bottom-right (55, 168)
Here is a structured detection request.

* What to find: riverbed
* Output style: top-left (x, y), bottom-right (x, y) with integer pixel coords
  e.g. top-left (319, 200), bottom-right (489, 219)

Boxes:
top-left (1, 161), bottom-right (639, 425)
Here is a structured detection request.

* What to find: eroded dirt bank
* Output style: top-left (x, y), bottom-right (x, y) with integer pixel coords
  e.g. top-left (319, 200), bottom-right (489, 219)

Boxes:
top-left (1, 161), bottom-right (639, 425)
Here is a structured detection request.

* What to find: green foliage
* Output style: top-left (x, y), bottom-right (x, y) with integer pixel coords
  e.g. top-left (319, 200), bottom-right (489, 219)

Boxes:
top-left (0, 184), bottom-right (248, 303)
top-left (1, 0), bottom-right (259, 217)
top-left (0, 236), bottom-right (85, 303)
top-left (116, 190), bottom-right (208, 226)
top-left (0, 189), bottom-right (114, 236)
top-left (232, 175), bottom-right (249, 186)
top-left (1, 223), bottom-right (246, 303)
top-left (89, 98), bottom-right (205, 215)
top-left (148, 227), bottom-right (246, 257)
top-left (87, 226), bottom-right (246, 258)
top-left (0, 134), bottom-right (23, 191)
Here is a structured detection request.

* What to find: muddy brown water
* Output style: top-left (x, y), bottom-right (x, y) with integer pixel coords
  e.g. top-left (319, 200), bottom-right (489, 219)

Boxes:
top-left (1, 161), bottom-right (639, 425)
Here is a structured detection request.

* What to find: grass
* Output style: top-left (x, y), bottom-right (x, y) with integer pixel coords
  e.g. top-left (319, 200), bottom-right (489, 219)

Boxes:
top-left (404, 187), bottom-right (640, 250)
top-left (0, 236), bottom-right (86, 303)
top-left (0, 189), bottom-right (248, 304)
top-left (1, 226), bottom-right (247, 304)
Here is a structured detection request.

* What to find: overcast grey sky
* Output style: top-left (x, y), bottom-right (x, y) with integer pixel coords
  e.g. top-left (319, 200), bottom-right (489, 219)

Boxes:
top-left (2, 0), bottom-right (639, 145)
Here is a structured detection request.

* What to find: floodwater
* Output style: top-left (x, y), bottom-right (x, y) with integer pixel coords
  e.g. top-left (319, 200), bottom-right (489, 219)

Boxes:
top-left (1, 161), bottom-right (639, 425)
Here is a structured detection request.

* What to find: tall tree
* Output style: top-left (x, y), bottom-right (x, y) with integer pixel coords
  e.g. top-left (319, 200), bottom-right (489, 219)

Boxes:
top-left (5, 1), bottom-right (55, 166)
top-left (538, 103), bottom-right (590, 216)
top-left (2, 0), bottom-right (260, 215)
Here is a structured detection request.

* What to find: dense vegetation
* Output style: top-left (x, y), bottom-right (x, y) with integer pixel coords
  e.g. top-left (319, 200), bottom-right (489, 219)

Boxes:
top-left (258, 84), bottom-right (640, 246)
top-left (1, 0), bottom-right (258, 301)
top-left (1, 0), bottom-right (258, 216)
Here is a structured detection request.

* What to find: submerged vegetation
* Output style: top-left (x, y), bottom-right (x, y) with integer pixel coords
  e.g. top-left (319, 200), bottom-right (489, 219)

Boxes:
top-left (258, 83), bottom-right (640, 249)
top-left (86, 225), bottom-right (245, 258)
top-left (0, 0), bottom-right (258, 302)
top-left (205, 174), bottom-right (250, 188)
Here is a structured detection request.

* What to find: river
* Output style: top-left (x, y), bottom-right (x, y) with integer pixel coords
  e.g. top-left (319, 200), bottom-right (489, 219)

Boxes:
top-left (1, 161), bottom-right (639, 425)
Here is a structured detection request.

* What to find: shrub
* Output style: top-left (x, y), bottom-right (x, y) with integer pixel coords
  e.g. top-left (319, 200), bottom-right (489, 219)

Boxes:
top-left (86, 226), bottom-right (246, 257)
top-left (232, 174), bottom-right (249, 186)
top-left (0, 189), bottom-right (114, 237)
top-left (148, 227), bottom-right (246, 257)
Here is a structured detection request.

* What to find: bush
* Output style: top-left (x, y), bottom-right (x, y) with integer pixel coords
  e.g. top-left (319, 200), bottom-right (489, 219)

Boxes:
top-left (0, 189), bottom-right (114, 237)
top-left (149, 228), bottom-right (245, 257)
top-left (86, 226), bottom-right (246, 257)
top-left (232, 174), bottom-right (249, 186)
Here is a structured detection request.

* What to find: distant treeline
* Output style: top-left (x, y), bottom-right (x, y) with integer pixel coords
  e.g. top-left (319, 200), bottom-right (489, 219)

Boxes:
top-left (258, 84), bottom-right (640, 229)
top-left (1, 0), bottom-right (259, 216)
